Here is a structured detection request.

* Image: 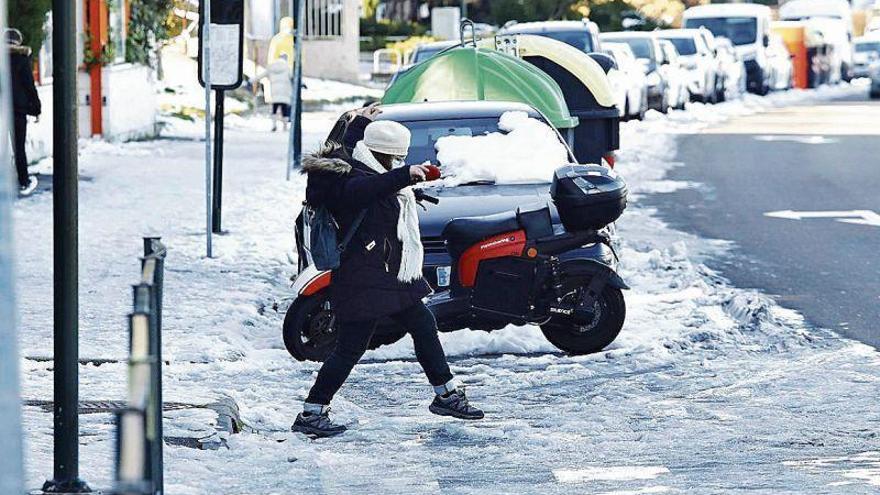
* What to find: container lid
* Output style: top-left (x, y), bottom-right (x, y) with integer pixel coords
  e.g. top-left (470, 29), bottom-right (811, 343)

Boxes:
top-left (382, 46), bottom-right (579, 129)
top-left (479, 34), bottom-right (616, 109)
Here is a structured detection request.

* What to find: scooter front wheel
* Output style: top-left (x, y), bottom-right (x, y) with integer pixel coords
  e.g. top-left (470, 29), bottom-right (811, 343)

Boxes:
top-left (283, 292), bottom-right (338, 362)
top-left (283, 290), bottom-right (409, 362)
top-left (540, 286), bottom-right (626, 355)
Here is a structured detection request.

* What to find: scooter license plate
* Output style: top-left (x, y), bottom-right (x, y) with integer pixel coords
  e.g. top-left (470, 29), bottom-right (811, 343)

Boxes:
top-left (436, 266), bottom-right (451, 287)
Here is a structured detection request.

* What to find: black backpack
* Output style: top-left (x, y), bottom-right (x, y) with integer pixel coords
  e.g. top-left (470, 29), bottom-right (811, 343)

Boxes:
top-left (295, 203), bottom-right (367, 272)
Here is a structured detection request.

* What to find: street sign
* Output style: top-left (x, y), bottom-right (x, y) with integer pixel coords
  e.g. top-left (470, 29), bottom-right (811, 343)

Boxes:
top-left (198, 0), bottom-right (244, 90)
top-left (198, 0), bottom-right (244, 239)
top-left (765, 210), bottom-right (880, 227)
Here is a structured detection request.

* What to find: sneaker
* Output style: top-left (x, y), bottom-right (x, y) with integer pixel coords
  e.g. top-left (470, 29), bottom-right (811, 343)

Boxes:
top-left (18, 176), bottom-right (37, 197)
top-left (429, 387), bottom-right (484, 420)
top-left (291, 407), bottom-right (347, 437)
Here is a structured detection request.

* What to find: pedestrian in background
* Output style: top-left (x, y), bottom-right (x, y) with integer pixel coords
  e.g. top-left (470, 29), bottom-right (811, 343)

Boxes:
top-left (7, 28), bottom-right (40, 196)
top-left (255, 53), bottom-right (292, 132)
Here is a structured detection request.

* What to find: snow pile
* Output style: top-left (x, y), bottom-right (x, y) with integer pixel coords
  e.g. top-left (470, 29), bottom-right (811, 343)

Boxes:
top-left (434, 111), bottom-right (570, 185)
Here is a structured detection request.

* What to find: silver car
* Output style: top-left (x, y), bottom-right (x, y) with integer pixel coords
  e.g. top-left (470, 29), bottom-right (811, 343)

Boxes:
top-left (870, 60), bottom-right (880, 99)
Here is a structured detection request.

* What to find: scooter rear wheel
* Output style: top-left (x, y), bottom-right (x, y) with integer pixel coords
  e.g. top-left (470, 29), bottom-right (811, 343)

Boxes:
top-left (540, 286), bottom-right (625, 355)
top-left (283, 290), bottom-right (408, 362)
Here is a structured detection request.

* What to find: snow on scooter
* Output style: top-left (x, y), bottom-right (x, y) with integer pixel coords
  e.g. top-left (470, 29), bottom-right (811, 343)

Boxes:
top-left (283, 164), bottom-right (629, 361)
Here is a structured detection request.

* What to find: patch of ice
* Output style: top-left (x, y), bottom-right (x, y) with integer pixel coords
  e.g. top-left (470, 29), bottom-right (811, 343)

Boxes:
top-left (553, 466), bottom-right (670, 483)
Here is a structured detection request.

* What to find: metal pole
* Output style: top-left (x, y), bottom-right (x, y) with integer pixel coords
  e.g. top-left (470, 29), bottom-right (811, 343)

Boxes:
top-left (0, 0), bottom-right (24, 491)
top-left (212, 91), bottom-right (225, 233)
top-left (143, 238), bottom-right (165, 495)
top-left (46, 0), bottom-right (90, 491)
top-left (204, 0), bottom-right (214, 257)
top-left (285, 0), bottom-right (295, 181)
top-left (294, 0), bottom-right (305, 170)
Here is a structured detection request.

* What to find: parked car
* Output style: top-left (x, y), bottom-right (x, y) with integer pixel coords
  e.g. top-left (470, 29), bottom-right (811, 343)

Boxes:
top-left (498, 20), bottom-right (601, 54)
top-left (600, 32), bottom-right (669, 113)
top-left (871, 59), bottom-right (880, 98)
top-left (715, 36), bottom-right (747, 98)
top-left (408, 40), bottom-right (458, 65)
top-left (602, 42), bottom-right (649, 119)
top-left (766, 34), bottom-right (794, 90)
top-left (657, 39), bottom-right (689, 109)
top-left (656, 29), bottom-right (720, 103)
top-left (780, 0), bottom-right (854, 80)
top-left (683, 3), bottom-right (774, 94)
top-left (854, 35), bottom-right (880, 78)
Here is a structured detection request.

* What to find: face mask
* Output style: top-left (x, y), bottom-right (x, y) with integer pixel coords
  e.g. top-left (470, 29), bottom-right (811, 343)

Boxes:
top-left (391, 157), bottom-right (406, 168)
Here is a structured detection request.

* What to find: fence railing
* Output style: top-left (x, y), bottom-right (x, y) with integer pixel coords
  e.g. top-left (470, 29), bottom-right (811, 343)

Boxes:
top-left (114, 237), bottom-right (166, 495)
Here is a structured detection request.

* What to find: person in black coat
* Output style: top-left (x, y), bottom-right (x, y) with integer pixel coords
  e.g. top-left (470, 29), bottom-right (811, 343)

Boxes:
top-left (292, 119), bottom-right (484, 437)
top-left (7, 29), bottom-right (41, 194)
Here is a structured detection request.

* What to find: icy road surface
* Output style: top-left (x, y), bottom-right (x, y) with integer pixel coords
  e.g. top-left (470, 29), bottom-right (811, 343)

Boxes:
top-left (15, 85), bottom-right (880, 493)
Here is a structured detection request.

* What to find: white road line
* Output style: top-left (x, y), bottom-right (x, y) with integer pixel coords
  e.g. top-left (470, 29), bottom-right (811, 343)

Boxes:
top-left (764, 210), bottom-right (880, 227)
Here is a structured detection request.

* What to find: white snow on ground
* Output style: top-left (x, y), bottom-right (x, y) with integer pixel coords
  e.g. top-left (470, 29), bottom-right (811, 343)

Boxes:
top-left (435, 111), bottom-right (569, 185)
top-left (14, 82), bottom-right (880, 493)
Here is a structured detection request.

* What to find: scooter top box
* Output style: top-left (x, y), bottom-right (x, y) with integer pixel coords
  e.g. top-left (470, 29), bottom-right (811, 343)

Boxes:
top-left (550, 164), bottom-right (627, 231)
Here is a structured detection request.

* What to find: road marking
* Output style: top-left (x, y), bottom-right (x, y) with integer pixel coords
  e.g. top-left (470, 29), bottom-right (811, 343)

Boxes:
top-left (764, 210), bottom-right (880, 227)
top-left (754, 135), bottom-right (838, 144)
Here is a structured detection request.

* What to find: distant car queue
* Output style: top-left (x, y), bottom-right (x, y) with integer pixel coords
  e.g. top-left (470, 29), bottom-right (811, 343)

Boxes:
top-left (395, 0), bottom-right (880, 120)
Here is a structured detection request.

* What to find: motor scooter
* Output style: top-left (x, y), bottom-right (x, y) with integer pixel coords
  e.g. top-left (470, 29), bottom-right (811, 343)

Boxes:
top-left (283, 164), bottom-right (629, 361)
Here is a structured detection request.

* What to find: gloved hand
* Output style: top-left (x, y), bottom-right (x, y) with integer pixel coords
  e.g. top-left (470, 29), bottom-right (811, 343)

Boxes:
top-left (424, 164), bottom-right (442, 181)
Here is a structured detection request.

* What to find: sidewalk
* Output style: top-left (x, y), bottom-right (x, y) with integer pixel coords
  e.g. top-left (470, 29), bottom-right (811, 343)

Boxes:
top-left (15, 83), bottom-right (880, 493)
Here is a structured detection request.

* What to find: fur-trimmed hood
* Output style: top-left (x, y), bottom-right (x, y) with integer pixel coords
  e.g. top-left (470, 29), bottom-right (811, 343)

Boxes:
top-left (8, 44), bottom-right (31, 57)
top-left (301, 144), bottom-right (352, 175)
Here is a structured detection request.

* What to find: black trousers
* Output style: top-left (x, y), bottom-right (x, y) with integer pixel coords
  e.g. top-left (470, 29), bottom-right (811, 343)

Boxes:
top-left (305, 301), bottom-right (454, 406)
top-left (11, 113), bottom-right (29, 187)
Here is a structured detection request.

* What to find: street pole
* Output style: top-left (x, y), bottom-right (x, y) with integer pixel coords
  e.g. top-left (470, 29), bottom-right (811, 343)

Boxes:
top-left (44, 0), bottom-right (90, 492)
top-left (285, 0), bottom-right (295, 180)
top-left (0, 0), bottom-right (24, 492)
top-left (204, 0), bottom-right (214, 257)
top-left (287, 0), bottom-right (305, 180)
top-left (212, 90), bottom-right (225, 233)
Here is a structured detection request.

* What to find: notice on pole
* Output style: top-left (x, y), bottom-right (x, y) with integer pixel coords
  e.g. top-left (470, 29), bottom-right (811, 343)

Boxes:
top-left (204, 23), bottom-right (241, 87)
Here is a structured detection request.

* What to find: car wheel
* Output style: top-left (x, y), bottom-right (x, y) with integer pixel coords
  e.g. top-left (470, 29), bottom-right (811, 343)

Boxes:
top-left (540, 286), bottom-right (626, 355)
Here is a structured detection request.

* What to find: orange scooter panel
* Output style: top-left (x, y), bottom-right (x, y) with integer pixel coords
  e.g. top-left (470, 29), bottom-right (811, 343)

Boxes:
top-left (458, 230), bottom-right (528, 288)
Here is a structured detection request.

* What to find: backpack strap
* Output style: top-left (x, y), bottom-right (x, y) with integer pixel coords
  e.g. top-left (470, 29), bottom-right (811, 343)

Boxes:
top-left (337, 209), bottom-right (368, 252)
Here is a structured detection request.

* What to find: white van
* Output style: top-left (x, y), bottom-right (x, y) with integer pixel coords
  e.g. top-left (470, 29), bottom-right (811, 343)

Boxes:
top-left (682, 3), bottom-right (773, 94)
top-left (779, 0), bottom-right (854, 80)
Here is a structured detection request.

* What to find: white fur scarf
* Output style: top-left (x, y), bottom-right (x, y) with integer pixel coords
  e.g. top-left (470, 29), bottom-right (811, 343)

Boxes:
top-left (352, 141), bottom-right (424, 283)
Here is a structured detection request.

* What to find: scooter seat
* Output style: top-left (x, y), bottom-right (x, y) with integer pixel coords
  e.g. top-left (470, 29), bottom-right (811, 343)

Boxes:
top-left (442, 211), bottom-right (521, 259)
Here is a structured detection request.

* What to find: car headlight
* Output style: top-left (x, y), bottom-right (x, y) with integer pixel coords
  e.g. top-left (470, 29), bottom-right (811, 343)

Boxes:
top-left (646, 72), bottom-right (662, 86)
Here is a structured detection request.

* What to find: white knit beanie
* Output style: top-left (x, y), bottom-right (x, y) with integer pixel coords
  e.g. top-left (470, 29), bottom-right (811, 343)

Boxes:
top-left (363, 120), bottom-right (411, 156)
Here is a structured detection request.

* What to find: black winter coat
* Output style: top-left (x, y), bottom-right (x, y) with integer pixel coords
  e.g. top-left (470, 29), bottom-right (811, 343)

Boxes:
top-left (9, 45), bottom-right (41, 116)
top-left (303, 146), bottom-right (431, 322)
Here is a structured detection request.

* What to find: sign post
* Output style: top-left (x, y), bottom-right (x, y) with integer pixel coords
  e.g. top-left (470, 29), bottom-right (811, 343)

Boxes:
top-left (198, 0), bottom-right (244, 238)
top-left (42, 0), bottom-right (92, 492)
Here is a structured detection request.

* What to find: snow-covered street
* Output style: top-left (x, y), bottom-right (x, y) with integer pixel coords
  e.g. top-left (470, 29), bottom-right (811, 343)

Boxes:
top-left (15, 85), bottom-right (880, 493)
